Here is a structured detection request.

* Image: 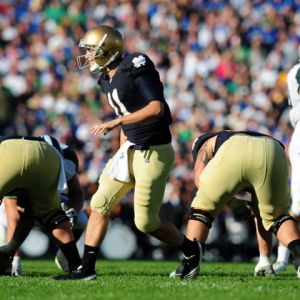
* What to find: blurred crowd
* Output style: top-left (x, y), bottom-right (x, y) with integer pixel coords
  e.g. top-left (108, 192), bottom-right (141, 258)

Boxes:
top-left (1, 0), bottom-right (300, 261)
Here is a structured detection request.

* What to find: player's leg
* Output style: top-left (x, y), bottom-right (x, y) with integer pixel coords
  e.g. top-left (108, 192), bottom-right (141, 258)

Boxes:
top-left (52, 158), bottom-right (134, 280)
top-left (254, 138), bottom-right (300, 278)
top-left (244, 137), bottom-right (290, 276)
top-left (132, 144), bottom-right (184, 244)
top-left (273, 213), bottom-right (300, 272)
top-left (55, 205), bottom-right (88, 272)
top-left (133, 144), bottom-right (207, 279)
top-left (28, 142), bottom-right (82, 273)
top-left (173, 137), bottom-right (246, 278)
top-left (274, 219), bottom-right (300, 277)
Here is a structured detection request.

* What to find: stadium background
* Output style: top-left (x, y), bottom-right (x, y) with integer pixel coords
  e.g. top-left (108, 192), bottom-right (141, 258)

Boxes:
top-left (0, 0), bottom-right (299, 263)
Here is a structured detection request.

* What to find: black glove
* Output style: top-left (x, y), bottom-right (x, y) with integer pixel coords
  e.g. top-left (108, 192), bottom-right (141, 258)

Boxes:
top-left (226, 197), bottom-right (254, 221)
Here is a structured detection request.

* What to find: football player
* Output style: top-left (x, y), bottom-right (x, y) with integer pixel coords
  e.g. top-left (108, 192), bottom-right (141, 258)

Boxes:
top-left (273, 52), bottom-right (300, 272)
top-left (52, 25), bottom-right (202, 280)
top-left (170, 130), bottom-right (300, 279)
top-left (0, 135), bottom-right (82, 274)
top-left (1, 135), bottom-right (88, 275)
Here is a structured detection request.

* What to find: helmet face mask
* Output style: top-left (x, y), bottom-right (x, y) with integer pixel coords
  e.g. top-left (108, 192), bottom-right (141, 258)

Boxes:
top-left (77, 25), bottom-right (125, 74)
top-left (77, 47), bottom-right (99, 70)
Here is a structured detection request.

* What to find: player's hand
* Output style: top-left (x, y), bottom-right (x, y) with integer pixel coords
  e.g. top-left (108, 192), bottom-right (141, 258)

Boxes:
top-left (61, 203), bottom-right (77, 229)
top-left (90, 119), bottom-right (121, 136)
top-left (11, 256), bottom-right (22, 276)
top-left (254, 263), bottom-right (275, 277)
top-left (226, 197), bottom-right (254, 221)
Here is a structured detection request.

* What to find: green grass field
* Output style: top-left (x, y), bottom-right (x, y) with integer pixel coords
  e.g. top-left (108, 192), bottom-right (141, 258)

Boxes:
top-left (0, 259), bottom-right (299, 300)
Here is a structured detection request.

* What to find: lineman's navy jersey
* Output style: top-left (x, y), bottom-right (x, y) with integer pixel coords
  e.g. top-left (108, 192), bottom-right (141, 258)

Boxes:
top-left (98, 53), bottom-right (172, 145)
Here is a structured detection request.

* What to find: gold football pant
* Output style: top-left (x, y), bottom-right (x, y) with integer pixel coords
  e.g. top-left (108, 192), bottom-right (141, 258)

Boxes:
top-left (192, 135), bottom-right (290, 230)
top-left (0, 139), bottom-right (61, 216)
top-left (90, 143), bottom-right (175, 233)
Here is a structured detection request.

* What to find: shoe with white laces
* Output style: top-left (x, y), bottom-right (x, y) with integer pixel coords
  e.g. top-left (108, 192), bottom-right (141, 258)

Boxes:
top-left (55, 249), bottom-right (69, 272)
top-left (254, 264), bottom-right (275, 277)
top-left (51, 266), bottom-right (96, 281)
top-left (170, 240), bottom-right (205, 280)
top-left (273, 261), bottom-right (288, 272)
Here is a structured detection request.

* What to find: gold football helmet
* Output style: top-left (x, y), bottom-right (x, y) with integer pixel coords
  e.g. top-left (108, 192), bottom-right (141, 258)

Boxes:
top-left (77, 25), bottom-right (125, 74)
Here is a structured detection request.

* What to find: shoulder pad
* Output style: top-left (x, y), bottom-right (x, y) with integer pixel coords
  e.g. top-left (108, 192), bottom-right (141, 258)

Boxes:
top-left (121, 53), bottom-right (156, 78)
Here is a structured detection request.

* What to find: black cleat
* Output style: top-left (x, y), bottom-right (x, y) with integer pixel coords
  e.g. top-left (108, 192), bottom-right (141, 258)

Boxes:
top-left (51, 266), bottom-right (96, 281)
top-left (170, 241), bottom-right (205, 280)
top-left (169, 260), bottom-right (185, 278)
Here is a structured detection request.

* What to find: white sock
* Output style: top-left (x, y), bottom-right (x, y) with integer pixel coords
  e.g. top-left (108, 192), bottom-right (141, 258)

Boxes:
top-left (276, 246), bottom-right (290, 264)
top-left (259, 253), bottom-right (272, 266)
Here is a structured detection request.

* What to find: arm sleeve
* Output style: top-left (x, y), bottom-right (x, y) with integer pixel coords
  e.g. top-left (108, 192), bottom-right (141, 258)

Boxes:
top-left (132, 73), bottom-right (164, 103)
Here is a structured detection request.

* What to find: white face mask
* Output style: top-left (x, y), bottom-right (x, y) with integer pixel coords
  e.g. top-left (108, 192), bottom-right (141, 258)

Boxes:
top-left (77, 50), bottom-right (120, 74)
top-left (77, 34), bottom-right (108, 73)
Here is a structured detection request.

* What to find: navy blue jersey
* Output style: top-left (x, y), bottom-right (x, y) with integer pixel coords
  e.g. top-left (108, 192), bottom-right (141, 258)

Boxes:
top-left (191, 130), bottom-right (284, 163)
top-left (98, 53), bottom-right (172, 145)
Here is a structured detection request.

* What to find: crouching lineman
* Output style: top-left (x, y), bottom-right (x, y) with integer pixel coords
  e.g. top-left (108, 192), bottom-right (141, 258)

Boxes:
top-left (0, 135), bottom-right (83, 275)
top-left (0, 135), bottom-right (88, 275)
top-left (170, 130), bottom-right (300, 279)
top-left (4, 135), bottom-right (88, 276)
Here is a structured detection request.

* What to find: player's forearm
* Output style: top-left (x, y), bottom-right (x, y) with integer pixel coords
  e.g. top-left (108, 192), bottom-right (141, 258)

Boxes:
top-left (119, 101), bottom-right (163, 125)
top-left (6, 216), bottom-right (19, 243)
top-left (4, 198), bottom-right (20, 243)
top-left (66, 176), bottom-right (84, 213)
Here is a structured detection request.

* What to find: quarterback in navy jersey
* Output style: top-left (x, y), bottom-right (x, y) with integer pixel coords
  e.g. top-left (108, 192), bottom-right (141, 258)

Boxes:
top-left (53, 25), bottom-right (202, 281)
top-left (98, 52), bottom-right (172, 146)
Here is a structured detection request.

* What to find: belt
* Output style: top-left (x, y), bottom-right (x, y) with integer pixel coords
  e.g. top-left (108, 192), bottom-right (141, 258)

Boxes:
top-left (129, 144), bottom-right (150, 150)
top-left (0, 135), bottom-right (45, 143)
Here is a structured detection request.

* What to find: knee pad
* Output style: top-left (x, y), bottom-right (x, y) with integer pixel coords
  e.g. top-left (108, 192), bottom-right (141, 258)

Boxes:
top-left (269, 215), bottom-right (298, 236)
top-left (188, 208), bottom-right (214, 229)
top-left (90, 194), bottom-right (104, 211)
top-left (90, 192), bottom-right (116, 215)
top-left (134, 216), bottom-right (160, 234)
top-left (36, 209), bottom-right (69, 232)
top-left (72, 210), bottom-right (88, 230)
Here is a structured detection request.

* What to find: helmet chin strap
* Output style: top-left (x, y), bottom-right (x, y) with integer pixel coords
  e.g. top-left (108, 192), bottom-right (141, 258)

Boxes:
top-left (89, 51), bottom-right (120, 74)
top-left (90, 62), bottom-right (101, 74)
